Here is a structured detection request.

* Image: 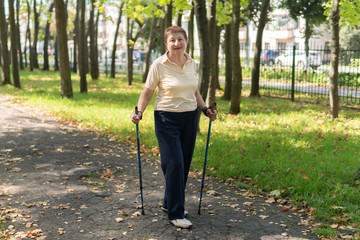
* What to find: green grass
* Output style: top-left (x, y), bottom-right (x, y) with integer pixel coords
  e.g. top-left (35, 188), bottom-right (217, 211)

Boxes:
top-left (1, 69), bottom-right (360, 237)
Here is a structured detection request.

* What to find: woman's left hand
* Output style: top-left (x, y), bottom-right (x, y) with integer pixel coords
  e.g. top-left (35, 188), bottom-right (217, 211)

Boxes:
top-left (205, 109), bottom-right (217, 121)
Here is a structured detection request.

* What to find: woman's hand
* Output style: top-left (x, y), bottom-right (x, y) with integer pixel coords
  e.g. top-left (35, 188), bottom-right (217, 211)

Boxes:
top-left (131, 111), bottom-right (143, 124)
top-left (205, 108), bottom-right (217, 121)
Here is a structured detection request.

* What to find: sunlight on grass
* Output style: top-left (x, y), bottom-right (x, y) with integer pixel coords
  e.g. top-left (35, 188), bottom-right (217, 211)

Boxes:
top-left (1, 69), bottom-right (360, 236)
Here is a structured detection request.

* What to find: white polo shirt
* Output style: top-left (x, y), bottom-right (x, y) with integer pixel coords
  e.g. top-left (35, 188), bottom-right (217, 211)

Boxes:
top-left (145, 52), bottom-right (198, 112)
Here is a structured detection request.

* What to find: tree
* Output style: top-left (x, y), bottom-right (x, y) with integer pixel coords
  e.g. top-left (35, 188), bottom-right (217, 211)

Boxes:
top-left (124, 1), bottom-right (151, 85)
top-left (9, 0), bottom-right (21, 88)
top-left (72, 0), bottom-right (79, 73)
top-left (186, 4), bottom-right (194, 58)
top-left (0, 0), bottom-right (11, 85)
top-left (229, 0), bottom-right (243, 114)
top-left (223, 21), bottom-right (232, 100)
top-left (89, 0), bottom-right (99, 80)
top-left (16, 0), bottom-right (24, 70)
top-left (54, 0), bottom-right (73, 98)
top-left (218, 0), bottom-right (232, 101)
top-left (142, 16), bottom-right (157, 83)
top-left (32, 0), bottom-right (41, 69)
top-left (194, 0), bottom-right (211, 102)
top-left (328, 0), bottom-right (340, 118)
top-left (43, 2), bottom-right (54, 71)
top-left (111, 2), bottom-right (124, 78)
top-left (250, 0), bottom-right (270, 97)
top-left (78, 0), bottom-right (87, 93)
top-left (25, 0), bottom-right (33, 71)
top-left (206, 0), bottom-right (217, 106)
top-left (280, 0), bottom-right (327, 57)
top-left (126, 16), bottom-right (147, 85)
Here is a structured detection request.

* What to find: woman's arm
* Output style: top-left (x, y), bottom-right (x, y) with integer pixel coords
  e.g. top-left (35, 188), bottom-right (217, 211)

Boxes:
top-left (131, 87), bottom-right (155, 124)
top-left (195, 90), bottom-right (217, 121)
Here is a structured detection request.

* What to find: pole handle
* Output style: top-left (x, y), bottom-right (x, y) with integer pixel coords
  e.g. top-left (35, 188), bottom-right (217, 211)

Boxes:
top-left (210, 102), bottom-right (216, 112)
top-left (135, 106), bottom-right (138, 116)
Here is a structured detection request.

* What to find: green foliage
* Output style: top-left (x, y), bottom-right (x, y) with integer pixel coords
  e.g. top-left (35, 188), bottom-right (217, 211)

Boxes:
top-left (1, 70), bottom-right (360, 236)
top-left (324, 0), bottom-right (360, 27)
top-left (216, 1), bottom-right (232, 25)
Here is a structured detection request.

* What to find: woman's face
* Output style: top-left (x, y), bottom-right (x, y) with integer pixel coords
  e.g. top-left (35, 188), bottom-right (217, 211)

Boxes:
top-left (165, 32), bottom-right (187, 56)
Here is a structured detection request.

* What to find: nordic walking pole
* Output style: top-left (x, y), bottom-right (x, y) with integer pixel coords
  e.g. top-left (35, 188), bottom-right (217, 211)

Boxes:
top-left (135, 106), bottom-right (145, 215)
top-left (198, 102), bottom-right (216, 215)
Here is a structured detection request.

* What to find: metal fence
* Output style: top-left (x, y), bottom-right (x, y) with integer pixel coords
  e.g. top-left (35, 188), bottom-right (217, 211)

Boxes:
top-left (240, 46), bottom-right (360, 109)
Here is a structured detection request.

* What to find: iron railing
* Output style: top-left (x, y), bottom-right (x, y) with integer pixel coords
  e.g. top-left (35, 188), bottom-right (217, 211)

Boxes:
top-left (240, 46), bottom-right (360, 109)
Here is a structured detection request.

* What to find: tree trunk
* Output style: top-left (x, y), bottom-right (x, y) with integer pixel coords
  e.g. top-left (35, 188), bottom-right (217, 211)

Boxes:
top-left (250, 0), bottom-right (270, 97)
top-left (177, 12), bottom-right (182, 26)
top-left (223, 22), bottom-right (232, 100)
top-left (79, 0), bottom-right (87, 93)
top-left (206, 0), bottom-right (217, 106)
top-left (0, 0), bottom-right (11, 85)
top-left (54, 38), bottom-right (59, 71)
top-left (54, 0), bottom-right (73, 98)
top-left (73, 0), bottom-right (79, 73)
top-left (159, 17), bottom-right (166, 55)
top-left (32, 0), bottom-right (40, 69)
top-left (329, 0), bottom-right (339, 118)
top-left (229, 0), bottom-right (242, 114)
top-left (194, 0), bottom-right (211, 101)
top-left (186, 4), bottom-right (194, 58)
top-left (16, 0), bottom-right (24, 70)
top-left (9, 0), bottom-right (20, 88)
top-left (43, 2), bottom-right (54, 71)
top-left (164, 2), bottom-right (173, 28)
top-left (304, 18), bottom-right (311, 67)
top-left (24, 28), bottom-right (28, 68)
top-left (111, 2), bottom-right (124, 78)
top-left (26, 0), bottom-right (33, 71)
top-left (142, 16), bottom-right (157, 83)
top-left (126, 17), bottom-right (147, 85)
top-left (214, 25), bottom-right (221, 90)
top-left (126, 17), bottom-right (134, 85)
top-left (89, 0), bottom-right (99, 80)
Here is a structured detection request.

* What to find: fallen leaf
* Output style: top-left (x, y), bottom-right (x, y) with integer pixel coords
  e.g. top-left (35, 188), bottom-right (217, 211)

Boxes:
top-left (119, 210), bottom-right (129, 216)
top-left (302, 171), bottom-right (311, 180)
top-left (132, 211), bottom-right (141, 217)
top-left (243, 202), bottom-right (253, 207)
top-left (207, 190), bottom-right (218, 196)
top-left (265, 197), bottom-right (276, 204)
top-left (330, 223), bottom-right (339, 228)
top-left (281, 206), bottom-right (290, 212)
top-left (26, 222), bottom-right (33, 228)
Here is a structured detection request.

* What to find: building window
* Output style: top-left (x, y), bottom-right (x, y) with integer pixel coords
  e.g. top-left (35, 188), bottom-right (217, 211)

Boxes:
top-left (278, 42), bottom-right (286, 50)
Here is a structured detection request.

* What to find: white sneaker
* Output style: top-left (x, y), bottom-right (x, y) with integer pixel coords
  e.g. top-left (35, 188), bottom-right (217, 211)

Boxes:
top-left (170, 218), bottom-right (193, 229)
top-left (161, 207), bottom-right (189, 217)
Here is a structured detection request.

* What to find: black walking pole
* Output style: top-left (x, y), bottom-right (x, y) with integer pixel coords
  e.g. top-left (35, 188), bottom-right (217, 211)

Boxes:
top-left (198, 102), bottom-right (216, 215)
top-left (135, 106), bottom-right (145, 215)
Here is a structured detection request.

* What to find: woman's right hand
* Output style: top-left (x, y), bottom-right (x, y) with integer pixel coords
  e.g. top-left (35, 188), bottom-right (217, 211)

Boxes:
top-left (131, 111), bottom-right (143, 124)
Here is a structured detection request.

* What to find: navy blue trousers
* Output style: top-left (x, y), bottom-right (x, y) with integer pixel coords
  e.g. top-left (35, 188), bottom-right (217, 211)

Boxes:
top-left (154, 109), bottom-right (198, 220)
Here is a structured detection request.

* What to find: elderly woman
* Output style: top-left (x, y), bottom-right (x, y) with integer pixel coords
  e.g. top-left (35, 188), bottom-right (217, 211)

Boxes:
top-left (131, 26), bottom-right (217, 229)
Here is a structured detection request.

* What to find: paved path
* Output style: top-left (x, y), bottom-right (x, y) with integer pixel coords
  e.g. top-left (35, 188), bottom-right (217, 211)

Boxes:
top-left (0, 95), bottom-right (319, 240)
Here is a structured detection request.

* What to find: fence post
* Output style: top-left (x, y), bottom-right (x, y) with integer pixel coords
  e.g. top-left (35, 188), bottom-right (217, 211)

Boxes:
top-left (105, 47), bottom-right (108, 77)
top-left (291, 45), bottom-right (296, 101)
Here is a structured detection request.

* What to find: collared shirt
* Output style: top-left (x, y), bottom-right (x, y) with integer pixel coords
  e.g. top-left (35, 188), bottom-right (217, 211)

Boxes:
top-left (145, 52), bottom-right (198, 112)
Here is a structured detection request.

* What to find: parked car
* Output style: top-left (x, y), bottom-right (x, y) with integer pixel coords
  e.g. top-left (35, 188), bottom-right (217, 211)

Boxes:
top-left (260, 50), bottom-right (281, 66)
top-left (119, 49), bottom-right (145, 64)
top-left (275, 51), bottom-right (322, 69)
